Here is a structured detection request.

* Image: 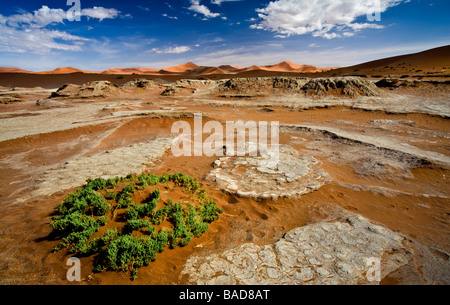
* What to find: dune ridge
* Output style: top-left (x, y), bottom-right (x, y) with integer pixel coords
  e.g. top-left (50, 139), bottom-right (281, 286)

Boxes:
top-left (0, 61), bottom-right (331, 76)
top-left (1, 45), bottom-right (448, 78)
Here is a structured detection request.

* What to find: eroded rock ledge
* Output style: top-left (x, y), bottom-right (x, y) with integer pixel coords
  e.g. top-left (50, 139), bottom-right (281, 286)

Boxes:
top-left (49, 76), bottom-right (385, 99)
top-left (181, 214), bottom-right (412, 285)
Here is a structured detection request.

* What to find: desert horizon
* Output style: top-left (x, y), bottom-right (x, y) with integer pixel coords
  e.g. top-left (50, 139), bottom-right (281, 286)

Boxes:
top-left (2, 44), bottom-right (449, 77)
top-left (0, 0), bottom-right (449, 293)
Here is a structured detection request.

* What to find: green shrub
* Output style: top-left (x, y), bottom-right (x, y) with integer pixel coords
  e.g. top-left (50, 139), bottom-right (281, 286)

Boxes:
top-left (50, 172), bottom-right (221, 280)
top-left (86, 178), bottom-right (107, 191)
top-left (125, 219), bottom-right (155, 235)
top-left (105, 189), bottom-right (116, 200)
top-left (117, 182), bottom-right (135, 208)
top-left (105, 178), bottom-right (117, 188)
top-left (97, 216), bottom-right (108, 226)
top-left (200, 199), bottom-right (223, 223)
top-left (50, 212), bottom-right (100, 253)
top-left (79, 229), bottom-right (118, 255)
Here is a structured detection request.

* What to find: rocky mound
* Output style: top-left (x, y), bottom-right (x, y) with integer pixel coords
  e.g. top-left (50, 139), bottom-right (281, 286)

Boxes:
top-left (301, 77), bottom-right (382, 97)
top-left (206, 144), bottom-right (329, 201)
top-left (217, 77), bottom-right (308, 96)
top-left (51, 81), bottom-right (121, 98)
top-left (121, 78), bottom-right (159, 90)
top-left (181, 214), bottom-right (412, 285)
top-left (217, 77), bottom-right (382, 98)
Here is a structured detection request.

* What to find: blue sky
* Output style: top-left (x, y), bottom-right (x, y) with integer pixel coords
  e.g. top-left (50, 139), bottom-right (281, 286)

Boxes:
top-left (0, 0), bottom-right (448, 71)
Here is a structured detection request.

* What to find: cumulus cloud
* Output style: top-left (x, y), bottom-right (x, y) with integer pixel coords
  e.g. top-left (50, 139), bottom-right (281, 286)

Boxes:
top-left (0, 26), bottom-right (88, 54)
top-left (1, 6), bottom-right (119, 27)
top-left (2, 6), bottom-right (67, 28)
top-left (188, 0), bottom-right (220, 18)
top-left (150, 46), bottom-right (192, 54)
top-left (0, 6), bottom-right (120, 54)
top-left (250, 0), bottom-right (407, 38)
top-left (81, 7), bottom-right (120, 21)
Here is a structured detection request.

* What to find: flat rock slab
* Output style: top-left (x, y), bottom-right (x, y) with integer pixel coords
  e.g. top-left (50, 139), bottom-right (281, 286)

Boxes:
top-left (206, 145), bottom-right (329, 200)
top-left (181, 215), bottom-right (412, 285)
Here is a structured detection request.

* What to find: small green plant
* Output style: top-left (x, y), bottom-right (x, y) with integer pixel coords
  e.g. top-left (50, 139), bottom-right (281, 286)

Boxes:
top-left (50, 172), bottom-right (222, 280)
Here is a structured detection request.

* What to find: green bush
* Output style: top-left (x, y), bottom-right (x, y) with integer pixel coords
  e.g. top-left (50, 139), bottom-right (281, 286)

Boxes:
top-left (117, 182), bottom-right (135, 208)
top-left (50, 172), bottom-right (222, 280)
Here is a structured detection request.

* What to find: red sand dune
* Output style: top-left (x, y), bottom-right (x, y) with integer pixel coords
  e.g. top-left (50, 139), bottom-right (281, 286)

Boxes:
top-left (237, 62), bottom-right (328, 73)
top-left (0, 67), bottom-right (33, 73)
top-left (331, 45), bottom-right (450, 75)
top-left (159, 62), bottom-right (200, 74)
top-left (5, 45), bottom-right (449, 77)
top-left (218, 65), bottom-right (244, 73)
top-left (263, 61), bottom-right (305, 72)
top-left (99, 68), bottom-right (160, 75)
top-left (0, 61), bottom-right (330, 76)
top-left (38, 67), bottom-right (87, 74)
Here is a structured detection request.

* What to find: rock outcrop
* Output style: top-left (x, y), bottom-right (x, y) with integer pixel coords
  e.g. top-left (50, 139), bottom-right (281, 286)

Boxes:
top-left (51, 81), bottom-right (121, 98)
top-left (301, 77), bottom-right (382, 97)
top-left (121, 78), bottom-right (158, 90)
top-left (217, 77), bottom-right (308, 96)
top-left (217, 77), bottom-right (382, 98)
top-left (161, 85), bottom-right (178, 96)
top-left (49, 76), bottom-right (384, 99)
top-left (181, 214), bottom-right (412, 285)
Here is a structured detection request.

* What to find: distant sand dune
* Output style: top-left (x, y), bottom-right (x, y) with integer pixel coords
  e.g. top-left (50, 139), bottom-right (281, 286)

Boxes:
top-left (0, 45), bottom-right (448, 87)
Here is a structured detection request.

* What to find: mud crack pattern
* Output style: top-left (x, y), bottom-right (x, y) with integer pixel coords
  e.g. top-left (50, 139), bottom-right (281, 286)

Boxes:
top-left (181, 215), bottom-right (412, 285)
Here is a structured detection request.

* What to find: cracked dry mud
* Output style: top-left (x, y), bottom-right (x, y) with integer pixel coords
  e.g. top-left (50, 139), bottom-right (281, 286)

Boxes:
top-left (33, 137), bottom-right (176, 197)
top-left (206, 144), bottom-right (329, 201)
top-left (181, 214), bottom-right (413, 285)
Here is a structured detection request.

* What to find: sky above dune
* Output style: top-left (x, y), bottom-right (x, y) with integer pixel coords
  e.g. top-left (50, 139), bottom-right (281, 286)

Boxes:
top-left (0, 0), bottom-right (448, 71)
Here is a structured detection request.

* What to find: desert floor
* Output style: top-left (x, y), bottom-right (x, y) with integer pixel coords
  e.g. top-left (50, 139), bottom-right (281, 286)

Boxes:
top-left (0, 76), bottom-right (448, 285)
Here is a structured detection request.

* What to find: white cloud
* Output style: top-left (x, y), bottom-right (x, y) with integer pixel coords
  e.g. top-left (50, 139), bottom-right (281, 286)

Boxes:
top-left (2, 6), bottom-right (67, 28)
top-left (137, 5), bottom-right (150, 12)
top-left (251, 0), bottom-right (407, 39)
top-left (211, 0), bottom-right (244, 5)
top-left (2, 6), bottom-right (119, 27)
top-left (190, 41), bottom-right (445, 68)
top-left (150, 46), bottom-right (192, 54)
top-left (0, 6), bottom-right (121, 54)
top-left (81, 7), bottom-right (120, 21)
top-left (188, 0), bottom-right (220, 18)
top-left (0, 25), bottom-right (88, 54)
top-left (162, 13), bottom-right (178, 20)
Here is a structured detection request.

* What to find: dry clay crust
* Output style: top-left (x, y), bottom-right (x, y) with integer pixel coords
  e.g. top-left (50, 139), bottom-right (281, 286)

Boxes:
top-left (181, 214), bottom-right (412, 285)
top-left (206, 144), bottom-right (330, 201)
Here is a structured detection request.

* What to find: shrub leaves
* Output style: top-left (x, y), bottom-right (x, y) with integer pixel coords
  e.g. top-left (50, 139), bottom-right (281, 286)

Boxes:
top-left (50, 172), bottom-right (222, 280)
